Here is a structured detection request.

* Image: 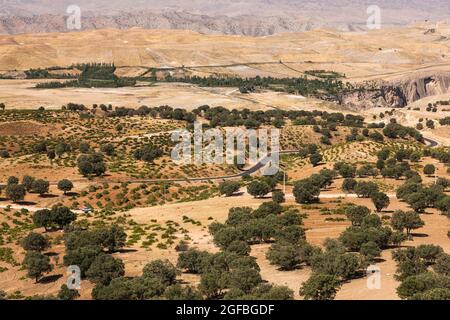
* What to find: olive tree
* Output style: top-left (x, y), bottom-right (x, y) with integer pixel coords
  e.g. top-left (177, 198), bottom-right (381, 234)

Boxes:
top-left (391, 210), bottom-right (425, 236)
top-left (21, 232), bottom-right (50, 252)
top-left (22, 251), bottom-right (53, 282)
top-left (219, 181), bottom-right (241, 197)
top-left (299, 274), bottom-right (341, 300)
top-left (247, 181), bottom-right (271, 198)
top-left (57, 179), bottom-right (74, 195)
top-left (371, 192), bottom-right (390, 212)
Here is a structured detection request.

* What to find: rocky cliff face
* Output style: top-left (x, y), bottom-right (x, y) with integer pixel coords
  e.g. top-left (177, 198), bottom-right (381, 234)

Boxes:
top-left (400, 74), bottom-right (450, 102)
top-left (338, 72), bottom-right (450, 110)
top-left (338, 86), bottom-right (407, 110)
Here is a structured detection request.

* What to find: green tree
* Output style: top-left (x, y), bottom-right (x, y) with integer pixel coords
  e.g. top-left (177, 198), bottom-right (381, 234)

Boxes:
top-left (57, 179), bottom-right (74, 195)
top-left (416, 244), bottom-right (444, 265)
top-left (436, 178), bottom-right (450, 189)
top-left (63, 246), bottom-right (102, 277)
top-left (21, 232), bottom-right (50, 252)
top-left (436, 196), bottom-right (450, 215)
top-left (7, 176), bottom-right (19, 185)
top-left (410, 152), bottom-right (421, 162)
top-left (272, 190), bottom-right (285, 203)
top-left (33, 206), bottom-right (76, 231)
top-left (91, 276), bottom-right (166, 300)
top-left (345, 205), bottom-right (370, 226)
top-left (392, 248), bottom-right (428, 281)
top-left (57, 284), bottom-right (80, 300)
top-left (226, 241), bottom-right (251, 256)
top-left (360, 241), bottom-right (381, 261)
top-left (51, 206), bottom-right (77, 230)
top-left (164, 285), bottom-right (203, 300)
top-left (142, 260), bottom-right (179, 286)
top-left (22, 251), bottom-right (53, 282)
top-left (377, 149), bottom-right (390, 161)
top-left (309, 153), bottom-right (323, 167)
top-left (433, 254), bottom-right (450, 276)
top-left (22, 175), bottom-right (35, 192)
top-left (276, 225), bottom-right (306, 244)
top-left (396, 272), bottom-right (450, 299)
top-left (371, 192), bottom-right (390, 212)
top-left (253, 201), bottom-right (282, 218)
top-left (249, 284), bottom-right (294, 300)
top-left (342, 178), bottom-right (357, 193)
top-left (177, 249), bottom-right (211, 274)
top-left (100, 144), bottom-right (115, 156)
top-left (200, 270), bottom-right (228, 299)
top-left (133, 145), bottom-right (163, 163)
top-left (95, 225), bottom-right (127, 252)
top-left (218, 181), bottom-right (241, 197)
top-left (224, 283), bottom-right (294, 300)
top-left (5, 184), bottom-right (26, 202)
top-left (79, 142), bottom-right (90, 153)
top-left (77, 153), bottom-right (106, 177)
top-left (293, 180), bottom-right (320, 204)
top-left (299, 274), bottom-right (341, 300)
top-left (423, 164), bottom-right (436, 176)
top-left (354, 181), bottom-right (379, 198)
top-left (310, 250), bottom-right (360, 280)
top-left (31, 179), bottom-right (50, 196)
top-left (247, 181), bottom-right (271, 198)
top-left (266, 242), bottom-right (301, 270)
top-left (228, 267), bottom-right (262, 293)
top-left (32, 209), bottom-right (53, 231)
top-left (86, 254), bottom-right (125, 285)
top-left (334, 162), bottom-right (356, 178)
top-left (212, 226), bottom-right (245, 249)
top-left (413, 288), bottom-right (450, 300)
top-left (406, 192), bottom-right (429, 213)
top-left (391, 210), bottom-right (425, 235)
top-left (47, 149), bottom-right (56, 162)
top-left (55, 143), bottom-right (69, 158)
top-left (396, 182), bottom-right (422, 200)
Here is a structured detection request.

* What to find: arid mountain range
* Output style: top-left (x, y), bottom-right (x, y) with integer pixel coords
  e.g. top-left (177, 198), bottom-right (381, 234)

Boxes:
top-left (0, 0), bottom-right (449, 35)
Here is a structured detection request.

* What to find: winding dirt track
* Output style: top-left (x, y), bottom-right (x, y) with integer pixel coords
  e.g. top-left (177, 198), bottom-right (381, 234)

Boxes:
top-left (0, 135), bottom-right (439, 212)
top-left (0, 135), bottom-right (440, 188)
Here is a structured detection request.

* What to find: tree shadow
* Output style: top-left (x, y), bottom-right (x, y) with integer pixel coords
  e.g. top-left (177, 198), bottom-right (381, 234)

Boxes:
top-left (342, 271), bottom-right (366, 283)
top-left (116, 248), bottom-right (138, 254)
top-left (14, 201), bottom-right (37, 206)
top-left (44, 252), bottom-right (59, 257)
top-left (40, 194), bottom-right (58, 199)
top-left (177, 278), bottom-right (198, 285)
top-left (410, 233), bottom-right (429, 238)
top-left (39, 274), bottom-right (63, 284)
top-left (275, 265), bottom-right (306, 272)
top-left (387, 244), bottom-right (409, 249)
top-left (65, 192), bottom-right (80, 197)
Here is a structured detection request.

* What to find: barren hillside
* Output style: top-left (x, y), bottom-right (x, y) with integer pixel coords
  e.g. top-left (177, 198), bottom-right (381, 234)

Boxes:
top-left (0, 24), bottom-right (449, 77)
